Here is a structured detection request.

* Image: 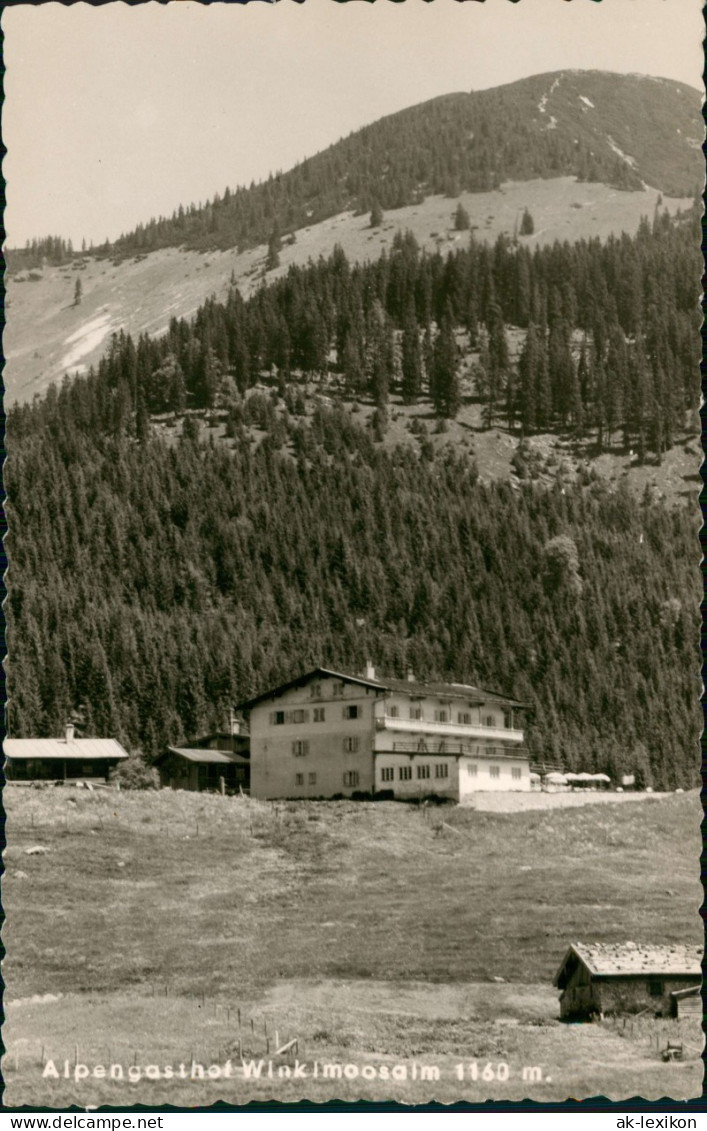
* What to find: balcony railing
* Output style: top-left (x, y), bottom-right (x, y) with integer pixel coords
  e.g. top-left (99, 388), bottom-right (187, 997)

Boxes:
top-left (374, 714), bottom-right (524, 744)
top-left (378, 739), bottom-right (529, 759)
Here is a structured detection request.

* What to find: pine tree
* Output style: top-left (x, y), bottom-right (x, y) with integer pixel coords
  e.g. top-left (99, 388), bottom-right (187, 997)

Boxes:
top-left (431, 310), bottom-right (460, 419)
top-left (401, 309), bottom-right (422, 405)
top-left (520, 207), bottom-right (535, 236)
top-left (453, 202), bottom-right (470, 231)
top-left (266, 225), bottom-right (282, 271)
top-left (485, 303), bottom-right (509, 427)
top-left (518, 323), bottom-right (539, 433)
top-left (135, 389), bottom-right (150, 443)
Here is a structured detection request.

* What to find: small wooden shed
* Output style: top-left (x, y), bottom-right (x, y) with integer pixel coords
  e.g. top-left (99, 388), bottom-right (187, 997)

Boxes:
top-left (154, 747), bottom-right (250, 793)
top-left (554, 942), bottom-right (702, 1020)
top-left (670, 984), bottom-right (702, 1020)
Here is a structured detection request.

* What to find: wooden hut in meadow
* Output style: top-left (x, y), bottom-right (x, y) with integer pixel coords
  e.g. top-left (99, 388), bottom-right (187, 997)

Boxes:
top-left (154, 746), bottom-right (249, 793)
top-left (4, 724), bottom-right (128, 784)
top-left (554, 942), bottom-right (702, 1021)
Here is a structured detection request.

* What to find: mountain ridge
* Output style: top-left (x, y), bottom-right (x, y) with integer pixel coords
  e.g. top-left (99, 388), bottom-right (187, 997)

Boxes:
top-left (107, 69), bottom-right (703, 256)
top-left (8, 68), bottom-right (701, 271)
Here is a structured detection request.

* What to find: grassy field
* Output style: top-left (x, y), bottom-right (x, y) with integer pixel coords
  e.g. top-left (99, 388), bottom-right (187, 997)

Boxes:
top-left (3, 786), bottom-right (702, 1105)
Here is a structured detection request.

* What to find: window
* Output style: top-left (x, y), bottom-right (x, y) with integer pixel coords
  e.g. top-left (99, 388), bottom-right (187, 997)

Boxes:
top-left (295, 773), bottom-right (304, 786)
top-left (343, 771), bottom-right (359, 787)
top-left (313, 707), bottom-right (325, 722)
top-left (511, 767), bottom-right (522, 780)
top-left (344, 704), bottom-right (360, 720)
top-left (344, 736), bottom-right (360, 753)
top-left (649, 980), bottom-right (664, 997)
top-left (292, 740), bottom-right (309, 757)
top-left (310, 683), bottom-right (322, 699)
top-left (409, 706), bottom-right (422, 720)
top-left (489, 765), bottom-right (500, 779)
top-left (387, 704), bottom-right (399, 718)
top-left (308, 772), bottom-right (317, 785)
top-left (503, 710), bottom-right (513, 729)
top-left (332, 682), bottom-right (344, 697)
top-left (416, 764), bottom-right (431, 780)
top-left (484, 714), bottom-right (496, 728)
top-left (435, 763), bottom-right (449, 779)
top-left (467, 763), bottom-right (478, 776)
top-left (457, 712), bottom-right (471, 725)
top-left (273, 709), bottom-right (310, 724)
top-left (381, 767), bottom-right (395, 782)
top-left (434, 709), bottom-right (449, 723)
top-left (399, 766), bottom-right (412, 781)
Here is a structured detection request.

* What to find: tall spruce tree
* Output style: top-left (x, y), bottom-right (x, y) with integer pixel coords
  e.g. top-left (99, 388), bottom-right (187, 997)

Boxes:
top-left (431, 308), bottom-right (460, 419)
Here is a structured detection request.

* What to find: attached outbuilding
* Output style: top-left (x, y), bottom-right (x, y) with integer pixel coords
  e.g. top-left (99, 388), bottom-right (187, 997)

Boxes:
top-left (554, 942), bottom-right (703, 1020)
top-left (4, 724), bottom-right (128, 784)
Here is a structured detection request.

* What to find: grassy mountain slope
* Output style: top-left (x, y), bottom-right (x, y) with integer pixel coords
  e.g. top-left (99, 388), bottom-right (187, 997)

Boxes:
top-left (104, 69), bottom-right (702, 256)
top-left (4, 179), bottom-right (689, 405)
top-left (6, 68), bottom-right (700, 404)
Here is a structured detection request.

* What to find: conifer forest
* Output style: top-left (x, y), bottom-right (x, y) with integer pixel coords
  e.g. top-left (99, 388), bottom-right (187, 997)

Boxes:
top-left (6, 199), bottom-right (701, 790)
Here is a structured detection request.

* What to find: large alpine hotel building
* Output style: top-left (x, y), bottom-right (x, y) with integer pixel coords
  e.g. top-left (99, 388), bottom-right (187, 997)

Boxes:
top-left (237, 665), bottom-right (529, 801)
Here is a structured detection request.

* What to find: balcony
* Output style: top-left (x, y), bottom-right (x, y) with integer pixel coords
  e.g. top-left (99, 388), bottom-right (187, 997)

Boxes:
top-left (377, 738), bottom-right (529, 759)
top-left (373, 714), bottom-right (524, 745)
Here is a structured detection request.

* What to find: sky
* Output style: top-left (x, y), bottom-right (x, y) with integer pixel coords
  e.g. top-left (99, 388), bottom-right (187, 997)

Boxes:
top-left (3, 0), bottom-right (703, 248)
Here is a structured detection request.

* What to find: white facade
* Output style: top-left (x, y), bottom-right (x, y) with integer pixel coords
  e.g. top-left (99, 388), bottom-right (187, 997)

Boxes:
top-left (375, 752), bottom-right (531, 800)
top-left (241, 668), bottom-right (528, 801)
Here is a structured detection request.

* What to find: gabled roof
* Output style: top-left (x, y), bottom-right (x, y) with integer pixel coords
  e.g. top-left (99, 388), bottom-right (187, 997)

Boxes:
top-left (4, 737), bottom-right (129, 762)
top-left (235, 667), bottom-right (524, 711)
top-left (155, 747), bottom-right (250, 766)
top-left (554, 942), bottom-right (703, 987)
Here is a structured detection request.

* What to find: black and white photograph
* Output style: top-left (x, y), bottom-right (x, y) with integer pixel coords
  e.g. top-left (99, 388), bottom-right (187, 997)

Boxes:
top-left (2, 0), bottom-right (704, 1109)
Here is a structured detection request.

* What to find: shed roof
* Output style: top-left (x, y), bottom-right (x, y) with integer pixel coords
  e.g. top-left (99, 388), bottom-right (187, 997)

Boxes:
top-left (670, 985), bottom-right (702, 1001)
top-left (4, 737), bottom-right (129, 762)
top-left (157, 747), bottom-right (250, 766)
top-left (235, 667), bottom-right (525, 712)
top-left (554, 943), bottom-right (703, 986)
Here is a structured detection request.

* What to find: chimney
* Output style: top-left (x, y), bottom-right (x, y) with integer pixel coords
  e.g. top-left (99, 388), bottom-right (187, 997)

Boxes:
top-left (364, 660), bottom-right (376, 680)
top-left (65, 720), bottom-right (75, 743)
top-left (407, 668), bottom-right (415, 682)
top-left (229, 707), bottom-right (240, 736)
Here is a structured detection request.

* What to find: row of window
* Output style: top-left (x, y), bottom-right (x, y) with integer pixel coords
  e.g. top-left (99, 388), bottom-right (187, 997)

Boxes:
top-left (293, 764), bottom-right (523, 788)
top-left (380, 764), bottom-right (449, 782)
top-left (309, 682), bottom-right (366, 699)
top-left (272, 704), bottom-right (513, 727)
top-left (466, 764), bottom-right (522, 779)
top-left (386, 706), bottom-right (510, 727)
top-left (377, 763), bottom-right (524, 782)
top-left (293, 737), bottom-right (361, 756)
top-left (293, 771), bottom-right (360, 787)
top-left (271, 705), bottom-right (361, 726)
